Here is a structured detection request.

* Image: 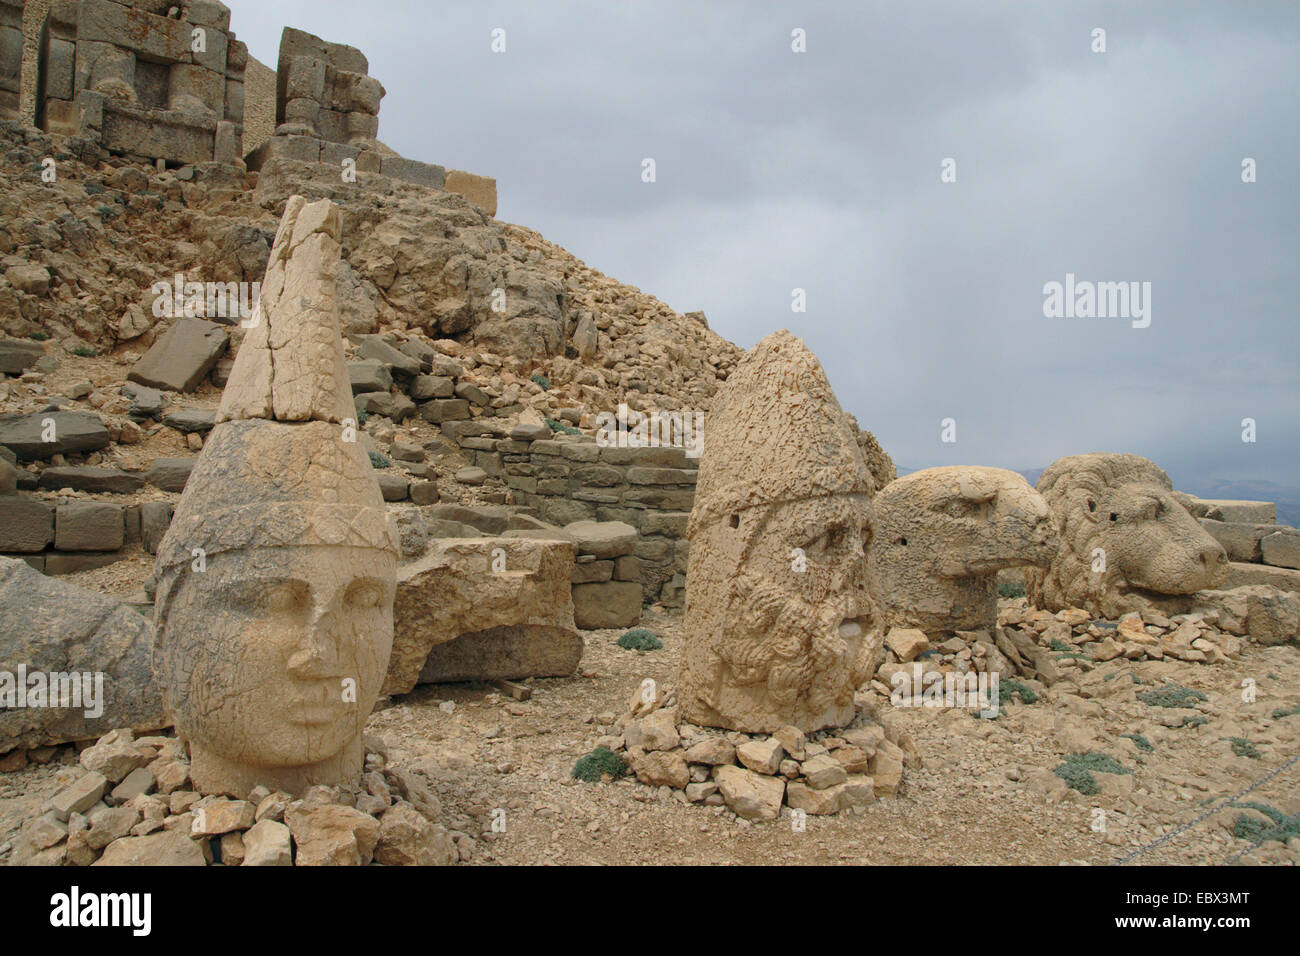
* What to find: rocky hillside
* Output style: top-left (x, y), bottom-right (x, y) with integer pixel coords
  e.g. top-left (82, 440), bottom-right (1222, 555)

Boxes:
top-left (0, 119), bottom-right (741, 425)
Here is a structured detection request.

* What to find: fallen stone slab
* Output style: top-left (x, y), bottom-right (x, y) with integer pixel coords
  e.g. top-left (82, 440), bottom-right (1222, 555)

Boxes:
top-left (571, 580), bottom-right (642, 629)
top-left (162, 407), bottom-right (217, 433)
top-left (1261, 531), bottom-right (1300, 571)
top-left (37, 466), bottom-right (144, 494)
top-left (563, 520), bottom-right (637, 558)
top-left (93, 829), bottom-right (208, 866)
top-left (128, 318), bottom-right (229, 393)
top-left (0, 338), bottom-right (46, 375)
top-left (0, 411), bottom-right (110, 460)
top-left (423, 503), bottom-right (511, 535)
top-left (145, 457), bottom-right (196, 492)
top-left (0, 556), bottom-right (166, 752)
top-left (359, 335), bottom-right (421, 376)
top-left (1223, 560), bottom-right (1300, 593)
top-left (384, 537), bottom-right (581, 695)
top-left (348, 359), bottom-right (392, 394)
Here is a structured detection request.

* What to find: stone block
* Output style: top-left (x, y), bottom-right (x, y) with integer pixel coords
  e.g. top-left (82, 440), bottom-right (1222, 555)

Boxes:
top-left (571, 581), bottom-right (641, 630)
top-left (1261, 531), bottom-right (1300, 571)
top-left (55, 501), bottom-right (124, 551)
top-left (380, 156), bottom-right (445, 188)
top-left (444, 169), bottom-right (497, 217)
top-left (128, 318), bottom-right (229, 392)
top-left (0, 497), bottom-right (54, 552)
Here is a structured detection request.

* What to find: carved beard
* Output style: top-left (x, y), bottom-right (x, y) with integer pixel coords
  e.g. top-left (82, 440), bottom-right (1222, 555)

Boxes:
top-left (718, 568), bottom-right (856, 709)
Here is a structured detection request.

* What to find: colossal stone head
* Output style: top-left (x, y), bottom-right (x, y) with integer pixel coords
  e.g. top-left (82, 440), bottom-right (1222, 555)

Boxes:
top-left (871, 466), bottom-right (1057, 636)
top-left (1025, 453), bottom-right (1228, 618)
top-left (678, 331), bottom-right (881, 734)
top-left (153, 196), bottom-right (399, 797)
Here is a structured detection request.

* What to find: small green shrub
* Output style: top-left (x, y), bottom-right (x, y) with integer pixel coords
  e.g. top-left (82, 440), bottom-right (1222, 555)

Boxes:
top-left (545, 417), bottom-right (580, 436)
top-left (355, 408), bottom-right (370, 426)
top-left (1137, 684), bottom-right (1208, 709)
top-left (998, 678), bottom-right (1038, 705)
top-left (1226, 737), bottom-right (1261, 759)
top-left (29, 331), bottom-right (49, 341)
top-left (531, 374), bottom-right (551, 390)
top-left (1181, 714), bottom-right (1208, 728)
top-left (1271, 706), bottom-right (1300, 720)
top-left (1053, 750), bottom-right (1131, 794)
top-left (96, 204), bottom-right (120, 221)
top-left (368, 451), bottom-right (390, 469)
top-left (617, 628), bottom-right (662, 651)
top-left (1230, 802), bottom-right (1300, 845)
top-left (572, 746), bottom-right (626, 783)
top-left (71, 345), bottom-right (97, 357)
top-left (996, 580), bottom-right (1025, 599)
top-left (1049, 637), bottom-right (1070, 652)
top-left (1120, 733), bottom-right (1154, 753)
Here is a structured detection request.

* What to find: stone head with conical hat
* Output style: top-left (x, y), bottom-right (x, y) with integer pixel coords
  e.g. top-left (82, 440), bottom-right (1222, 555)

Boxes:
top-left (153, 196), bottom-right (399, 798)
top-left (678, 330), bottom-right (883, 733)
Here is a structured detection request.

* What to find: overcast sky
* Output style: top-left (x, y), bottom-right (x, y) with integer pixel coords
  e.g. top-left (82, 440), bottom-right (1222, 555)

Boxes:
top-left (226, 0), bottom-right (1299, 491)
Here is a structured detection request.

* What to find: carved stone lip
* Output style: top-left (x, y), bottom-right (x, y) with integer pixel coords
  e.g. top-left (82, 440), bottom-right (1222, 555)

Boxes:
top-left (285, 680), bottom-right (345, 725)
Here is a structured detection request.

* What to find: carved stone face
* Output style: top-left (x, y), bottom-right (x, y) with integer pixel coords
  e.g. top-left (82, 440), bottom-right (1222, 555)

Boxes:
top-left (1027, 453), bottom-right (1229, 617)
top-left (872, 466), bottom-right (1057, 635)
top-left (1076, 481), bottom-right (1226, 595)
top-left (161, 544), bottom-right (395, 794)
top-left (679, 492), bottom-right (879, 734)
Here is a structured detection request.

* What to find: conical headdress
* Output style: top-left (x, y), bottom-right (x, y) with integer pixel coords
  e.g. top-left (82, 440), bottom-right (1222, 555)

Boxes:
top-left (154, 195), bottom-right (397, 584)
top-left (689, 330), bottom-right (872, 533)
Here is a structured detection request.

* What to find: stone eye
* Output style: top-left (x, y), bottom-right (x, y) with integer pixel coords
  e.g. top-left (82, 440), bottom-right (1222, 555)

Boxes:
top-left (347, 583), bottom-right (381, 609)
top-left (263, 582), bottom-right (306, 613)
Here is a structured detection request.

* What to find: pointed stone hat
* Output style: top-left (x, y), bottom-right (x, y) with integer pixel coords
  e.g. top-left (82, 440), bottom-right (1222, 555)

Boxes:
top-left (689, 329), bottom-right (872, 533)
top-left (154, 195), bottom-right (397, 587)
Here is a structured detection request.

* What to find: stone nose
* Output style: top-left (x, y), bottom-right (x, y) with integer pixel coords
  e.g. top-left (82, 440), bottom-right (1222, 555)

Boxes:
top-left (1198, 544), bottom-right (1228, 568)
top-left (287, 605), bottom-right (344, 677)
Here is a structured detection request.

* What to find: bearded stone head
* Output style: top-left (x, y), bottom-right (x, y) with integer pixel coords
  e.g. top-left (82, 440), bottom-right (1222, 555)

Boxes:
top-left (678, 331), bottom-right (882, 734)
top-left (1025, 453), bottom-right (1228, 617)
top-left (872, 466), bottom-right (1057, 636)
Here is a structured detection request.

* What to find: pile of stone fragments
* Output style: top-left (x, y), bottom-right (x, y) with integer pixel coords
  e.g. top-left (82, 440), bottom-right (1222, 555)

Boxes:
top-left (7, 728), bottom-right (463, 866)
top-left (588, 684), bottom-right (917, 821)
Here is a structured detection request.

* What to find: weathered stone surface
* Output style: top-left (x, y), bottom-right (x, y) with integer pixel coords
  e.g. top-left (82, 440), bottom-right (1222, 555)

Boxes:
top-left (44, 771), bottom-right (109, 822)
top-left (192, 797), bottom-right (255, 835)
top-left (1194, 585), bottom-right (1299, 645)
top-left (800, 753), bottom-right (849, 790)
top-left (1198, 518), bottom-right (1275, 563)
top-left (679, 331), bottom-right (880, 734)
top-left (242, 818), bottom-right (293, 865)
top-left (736, 737), bottom-right (784, 775)
top-left (128, 318), bottom-right (229, 393)
top-left (163, 407), bottom-right (217, 433)
top-left (627, 747), bottom-right (690, 788)
top-left (873, 467), bottom-right (1056, 637)
top-left (0, 411), bottom-right (110, 460)
top-left (145, 457), bottom-right (196, 491)
top-left (683, 738), bottom-right (736, 765)
top-left (285, 803), bottom-right (381, 866)
top-left (571, 580), bottom-right (642, 630)
top-left (884, 627), bottom-right (930, 663)
top-left (1027, 454), bottom-right (1228, 618)
top-left (1189, 498), bottom-right (1277, 524)
top-left (154, 197), bottom-right (399, 799)
top-left (0, 338), bottom-right (46, 374)
top-left (714, 764), bottom-right (784, 821)
top-left (1261, 531), bottom-right (1300, 571)
top-left (0, 497), bottom-right (54, 552)
top-left (1221, 561), bottom-right (1300, 592)
top-left (80, 728), bottom-right (149, 783)
top-left (54, 500), bottom-right (123, 551)
top-left (37, 466), bottom-right (144, 494)
top-left (563, 519), bottom-right (637, 558)
top-left (374, 803), bottom-right (457, 866)
top-left (348, 359), bottom-right (393, 395)
top-left (93, 829), bottom-right (208, 866)
top-left (386, 537), bottom-right (581, 693)
top-left (0, 557), bottom-right (163, 751)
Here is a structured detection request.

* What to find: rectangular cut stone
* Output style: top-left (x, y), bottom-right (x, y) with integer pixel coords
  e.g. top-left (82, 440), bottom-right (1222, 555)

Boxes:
top-left (1261, 532), bottom-right (1300, 571)
top-left (0, 498), bottom-right (55, 552)
top-left (381, 156), bottom-right (445, 189)
top-left (1223, 561), bottom-right (1300, 592)
top-left (245, 134), bottom-right (323, 170)
top-left (102, 106), bottom-right (216, 164)
top-left (55, 501), bottom-right (124, 551)
top-left (444, 169), bottom-right (497, 217)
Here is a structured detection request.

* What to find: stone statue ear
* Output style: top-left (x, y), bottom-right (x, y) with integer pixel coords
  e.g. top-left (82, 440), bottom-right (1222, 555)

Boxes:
top-left (1082, 495), bottom-right (1101, 523)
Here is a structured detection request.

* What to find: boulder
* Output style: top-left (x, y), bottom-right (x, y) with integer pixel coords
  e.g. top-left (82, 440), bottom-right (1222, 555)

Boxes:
top-left (242, 818), bottom-right (292, 866)
top-left (714, 765), bottom-right (785, 821)
top-left (0, 338), bottom-right (46, 375)
top-left (0, 557), bottom-right (165, 751)
top-left (563, 520), bottom-right (637, 558)
top-left (285, 804), bottom-right (381, 866)
top-left (384, 537), bottom-right (583, 694)
top-left (145, 457), bottom-right (196, 491)
top-left (374, 803), bottom-right (457, 866)
top-left (93, 829), bottom-right (208, 866)
top-left (1261, 531), bottom-right (1300, 571)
